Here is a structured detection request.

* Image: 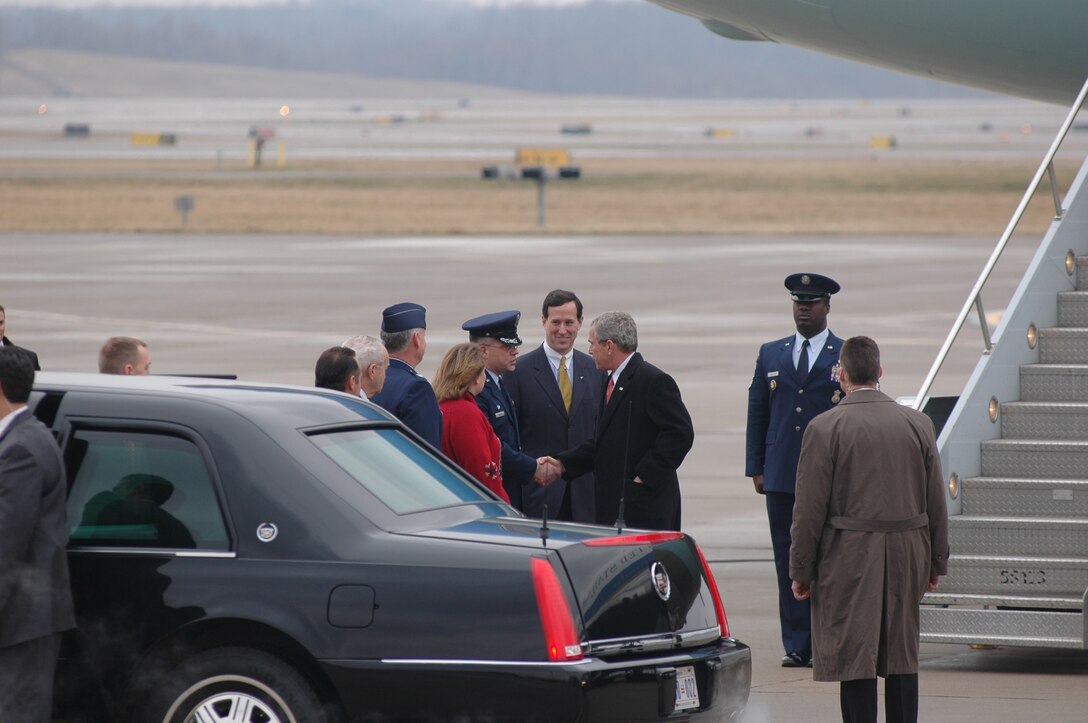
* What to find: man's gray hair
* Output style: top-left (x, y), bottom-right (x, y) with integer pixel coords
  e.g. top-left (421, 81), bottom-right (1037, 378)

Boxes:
top-left (342, 335), bottom-right (387, 369)
top-left (592, 311), bottom-right (638, 353)
top-left (381, 327), bottom-right (421, 354)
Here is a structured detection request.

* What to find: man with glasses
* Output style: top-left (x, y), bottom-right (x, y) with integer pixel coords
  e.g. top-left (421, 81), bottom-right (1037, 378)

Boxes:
top-left (463, 311), bottom-right (557, 510)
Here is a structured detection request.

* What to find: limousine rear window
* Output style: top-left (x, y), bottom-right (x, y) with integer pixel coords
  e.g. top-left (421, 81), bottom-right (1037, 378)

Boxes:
top-left (308, 428), bottom-right (493, 514)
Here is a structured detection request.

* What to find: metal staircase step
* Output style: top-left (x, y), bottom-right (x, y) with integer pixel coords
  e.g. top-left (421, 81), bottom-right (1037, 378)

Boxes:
top-left (1000, 400), bottom-right (1088, 439)
top-left (919, 607), bottom-right (1084, 648)
top-left (923, 592), bottom-right (1084, 610)
top-left (947, 516), bottom-right (1088, 556)
top-left (981, 438), bottom-right (1088, 478)
top-left (963, 477), bottom-right (1088, 517)
top-left (1057, 291), bottom-right (1088, 326)
top-left (1039, 327), bottom-right (1088, 363)
top-left (934, 554), bottom-right (1088, 599)
top-left (1021, 364), bottom-right (1088, 401)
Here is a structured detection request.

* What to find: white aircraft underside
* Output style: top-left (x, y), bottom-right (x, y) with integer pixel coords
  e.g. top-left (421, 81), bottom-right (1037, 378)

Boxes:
top-left (647, 0), bottom-right (1088, 104)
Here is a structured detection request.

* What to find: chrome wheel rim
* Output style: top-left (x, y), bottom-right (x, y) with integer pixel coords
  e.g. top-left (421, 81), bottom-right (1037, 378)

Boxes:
top-left (183, 691), bottom-right (281, 723)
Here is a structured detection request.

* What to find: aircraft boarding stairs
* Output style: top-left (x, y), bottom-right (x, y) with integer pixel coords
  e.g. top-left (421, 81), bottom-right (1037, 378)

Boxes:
top-left (917, 85), bottom-right (1088, 649)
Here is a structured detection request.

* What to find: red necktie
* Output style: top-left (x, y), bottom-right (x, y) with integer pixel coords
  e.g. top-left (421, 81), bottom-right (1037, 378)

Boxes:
top-left (606, 376), bottom-right (615, 403)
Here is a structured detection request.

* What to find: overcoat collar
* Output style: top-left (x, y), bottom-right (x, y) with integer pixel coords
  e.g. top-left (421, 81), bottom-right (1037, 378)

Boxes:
top-left (388, 357), bottom-right (418, 376)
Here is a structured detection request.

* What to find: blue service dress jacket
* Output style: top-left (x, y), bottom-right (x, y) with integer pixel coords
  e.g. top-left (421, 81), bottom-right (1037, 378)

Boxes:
top-left (502, 345), bottom-right (601, 523)
top-left (476, 375), bottom-right (537, 510)
top-left (370, 358), bottom-right (443, 449)
top-left (745, 332), bottom-right (844, 494)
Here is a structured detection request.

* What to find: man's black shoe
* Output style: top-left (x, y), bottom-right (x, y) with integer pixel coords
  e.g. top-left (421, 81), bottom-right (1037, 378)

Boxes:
top-left (806, 658), bottom-right (813, 668)
top-left (781, 652), bottom-right (805, 667)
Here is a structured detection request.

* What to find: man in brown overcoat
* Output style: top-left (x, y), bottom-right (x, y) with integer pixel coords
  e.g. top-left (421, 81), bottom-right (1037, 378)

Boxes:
top-left (789, 336), bottom-right (949, 723)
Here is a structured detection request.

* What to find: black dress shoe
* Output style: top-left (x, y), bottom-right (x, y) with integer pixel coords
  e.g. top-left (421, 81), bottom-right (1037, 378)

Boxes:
top-left (781, 652), bottom-right (805, 667)
top-left (806, 657), bottom-right (813, 668)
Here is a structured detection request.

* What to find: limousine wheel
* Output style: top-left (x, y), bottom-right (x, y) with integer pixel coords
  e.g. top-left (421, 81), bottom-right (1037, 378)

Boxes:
top-left (147, 647), bottom-right (336, 723)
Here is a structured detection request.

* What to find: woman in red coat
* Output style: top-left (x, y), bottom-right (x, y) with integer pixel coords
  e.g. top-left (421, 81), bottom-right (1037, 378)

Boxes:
top-left (433, 343), bottom-right (509, 503)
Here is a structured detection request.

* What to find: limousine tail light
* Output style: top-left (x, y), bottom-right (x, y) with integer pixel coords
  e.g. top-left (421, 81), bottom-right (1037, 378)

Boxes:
top-left (696, 543), bottom-right (730, 639)
top-left (531, 557), bottom-right (583, 662)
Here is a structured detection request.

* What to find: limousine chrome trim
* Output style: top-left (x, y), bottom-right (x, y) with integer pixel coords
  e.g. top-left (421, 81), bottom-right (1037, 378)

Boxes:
top-left (585, 625), bottom-right (722, 656)
top-left (68, 548), bottom-right (236, 559)
top-left (379, 657), bottom-right (594, 667)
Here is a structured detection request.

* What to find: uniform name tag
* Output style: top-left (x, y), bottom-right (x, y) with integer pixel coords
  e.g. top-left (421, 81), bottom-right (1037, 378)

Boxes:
top-left (494, 410), bottom-right (506, 418)
top-left (767, 371), bottom-right (779, 378)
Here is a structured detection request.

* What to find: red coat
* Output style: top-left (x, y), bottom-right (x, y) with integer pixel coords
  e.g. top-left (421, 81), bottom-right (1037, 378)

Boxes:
top-left (440, 393), bottom-right (508, 503)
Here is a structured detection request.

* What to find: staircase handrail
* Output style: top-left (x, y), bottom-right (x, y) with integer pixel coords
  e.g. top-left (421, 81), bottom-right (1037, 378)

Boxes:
top-left (912, 76), bottom-right (1088, 411)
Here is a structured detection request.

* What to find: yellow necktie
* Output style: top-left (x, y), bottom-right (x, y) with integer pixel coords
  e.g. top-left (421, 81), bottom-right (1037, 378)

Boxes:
top-left (558, 355), bottom-right (572, 413)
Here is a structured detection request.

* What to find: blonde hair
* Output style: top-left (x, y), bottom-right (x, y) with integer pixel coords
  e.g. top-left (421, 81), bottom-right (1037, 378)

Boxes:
top-left (433, 343), bottom-right (485, 402)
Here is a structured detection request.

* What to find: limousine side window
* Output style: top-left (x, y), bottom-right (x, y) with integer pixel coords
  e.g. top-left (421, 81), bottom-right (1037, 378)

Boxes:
top-left (65, 429), bottom-right (229, 550)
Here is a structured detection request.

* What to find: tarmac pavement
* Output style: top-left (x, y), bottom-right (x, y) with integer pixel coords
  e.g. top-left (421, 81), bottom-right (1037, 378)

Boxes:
top-left (4, 232), bottom-right (1086, 721)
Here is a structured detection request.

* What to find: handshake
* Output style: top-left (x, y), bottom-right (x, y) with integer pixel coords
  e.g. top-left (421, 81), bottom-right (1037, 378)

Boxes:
top-left (534, 456), bottom-right (564, 485)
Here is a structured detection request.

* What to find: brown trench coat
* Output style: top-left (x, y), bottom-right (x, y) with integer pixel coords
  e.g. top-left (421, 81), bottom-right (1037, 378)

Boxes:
top-left (789, 389), bottom-right (949, 681)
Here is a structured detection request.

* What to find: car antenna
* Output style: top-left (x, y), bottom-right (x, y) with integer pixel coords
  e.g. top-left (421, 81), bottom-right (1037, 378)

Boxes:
top-left (614, 400), bottom-right (633, 534)
top-left (540, 504), bottom-right (550, 547)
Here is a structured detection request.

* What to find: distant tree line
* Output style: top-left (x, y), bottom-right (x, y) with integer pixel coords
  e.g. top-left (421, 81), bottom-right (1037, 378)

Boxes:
top-left (0, 0), bottom-right (983, 98)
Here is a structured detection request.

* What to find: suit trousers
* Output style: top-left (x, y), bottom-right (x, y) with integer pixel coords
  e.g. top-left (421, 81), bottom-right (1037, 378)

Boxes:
top-left (0, 633), bottom-right (61, 723)
top-left (766, 491), bottom-right (811, 657)
top-left (840, 674), bottom-right (919, 723)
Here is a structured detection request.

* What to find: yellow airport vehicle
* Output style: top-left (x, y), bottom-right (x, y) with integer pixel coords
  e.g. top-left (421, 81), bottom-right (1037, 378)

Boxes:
top-left (131, 133), bottom-right (177, 146)
top-left (514, 147), bottom-right (572, 168)
top-left (869, 134), bottom-right (898, 149)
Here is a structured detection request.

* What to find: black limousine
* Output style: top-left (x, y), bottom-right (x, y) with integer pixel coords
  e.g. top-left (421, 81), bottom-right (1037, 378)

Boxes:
top-left (30, 373), bottom-right (750, 722)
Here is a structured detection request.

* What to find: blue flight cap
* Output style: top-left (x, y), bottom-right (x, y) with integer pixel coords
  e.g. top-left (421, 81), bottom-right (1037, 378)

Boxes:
top-left (784, 273), bottom-right (840, 302)
top-left (381, 302), bottom-right (427, 333)
top-left (462, 310), bottom-right (523, 346)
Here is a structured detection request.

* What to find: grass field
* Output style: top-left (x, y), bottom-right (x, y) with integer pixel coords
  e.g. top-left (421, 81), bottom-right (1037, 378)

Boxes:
top-left (0, 156), bottom-right (1074, 236)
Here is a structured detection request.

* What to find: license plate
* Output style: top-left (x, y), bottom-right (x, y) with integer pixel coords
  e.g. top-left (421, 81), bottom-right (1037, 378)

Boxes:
top-left (675, 665), bottom-right (700, 711)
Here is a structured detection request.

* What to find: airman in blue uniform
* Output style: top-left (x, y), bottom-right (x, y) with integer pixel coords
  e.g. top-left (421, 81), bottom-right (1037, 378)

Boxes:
top-left (746, 272), bottom-right (844, 667)
top-left (371, 302), bottom-right (442, 449)
top-left (462, 310), bottom-right (544, 511)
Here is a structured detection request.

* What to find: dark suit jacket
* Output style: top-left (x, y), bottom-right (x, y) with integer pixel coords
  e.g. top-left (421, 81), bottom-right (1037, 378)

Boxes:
top-left (2, 338), bottom-right (40, 371)
top-left (503, 345), bottom-right (601, 522)
top-left (475, 374), bottom-right (536, 510)
top-left (371, 358), bottom-right (443, 449)
top-left (557, 353), bottom-right (694, 531)
top-left (0, 409), bottom-right (75, 648)
top-left (745, 332), bottom-right (843, 494)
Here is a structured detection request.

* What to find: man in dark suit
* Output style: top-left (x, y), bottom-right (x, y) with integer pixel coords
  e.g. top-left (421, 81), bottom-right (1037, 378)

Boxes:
top-left (546, 311), bottom-right (694, 531)
top-left (0, 347), bottom-right (75, 721)
top-left (746, 272), bottom-right (844, 668)
top-left (0, 305), bottom-right (41, 371)
top-left (372, 303), bottom-right (442, 448)
top-left (314, 346), bottom-right (363, 396)
top-left (462, 311), bottom-right (554, 511)
top-left (503, 290), bottom-right (601, 522)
